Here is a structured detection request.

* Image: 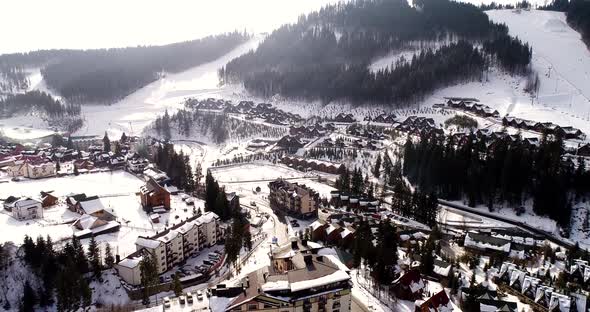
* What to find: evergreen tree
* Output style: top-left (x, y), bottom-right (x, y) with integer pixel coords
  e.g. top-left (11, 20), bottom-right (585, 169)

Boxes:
top-left (373, 153), bottom-right (382, 178)
top-left (173, 274), bottom-right (183, 297)
top-left (139, 253), bottom-right (158, 305)
top-left (87, 236), bottom-right (101, 279)
top-left (103, 132), bottom-right (111, 152)
top-left (104, 243), bottom-right (115, 269)
top-left (20, 281), bottom-right (37, 312)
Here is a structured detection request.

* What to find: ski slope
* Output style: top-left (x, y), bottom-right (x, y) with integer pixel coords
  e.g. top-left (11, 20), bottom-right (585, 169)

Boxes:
top-left (72, 37), bottom-right (262, 138)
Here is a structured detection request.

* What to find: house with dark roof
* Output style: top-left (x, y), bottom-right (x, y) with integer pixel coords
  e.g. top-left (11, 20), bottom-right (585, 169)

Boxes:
top-left (415, 290), bottom-right (453, 312)
top-left (139, 178), bottom-right (171, 210)
top-left (391, 270), bottom-right (425, 301)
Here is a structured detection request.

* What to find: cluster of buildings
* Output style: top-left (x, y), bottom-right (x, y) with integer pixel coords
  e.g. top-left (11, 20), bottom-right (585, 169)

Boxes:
top-left (394, 116), bottom-right (442, 136)
top-left (462, 229), bottom-right (545, 259)
top-left (445, 99), bottom-right (500, 118)
top-left (185, 98), bottom-right (303, 125)
top-left (280, 156), bottom-right (345, 175)
top-left (289, 123), bottom-right (334, 139)
top-left (219, 238), bottom-right (352, 312)
top-left (331, 113), bottom-right (356, 123)
top-left (66, 193), bottom-right (120, 238)
top-left (502, 117), bottom-right (585, 140)
top-left (364, 112), bottom-right (397, 124)
top-left (329, 191), bottom-right (380, 213)
top-left (116, 212), bottom-right (221, 285)
top-left (495, 262), bottom-right (586, 311)
top-left (268, 179), bottom-right (321, 219)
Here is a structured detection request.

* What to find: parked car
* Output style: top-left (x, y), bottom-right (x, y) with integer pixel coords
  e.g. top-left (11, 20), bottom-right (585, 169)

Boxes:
top-left (197, 290), bottom-right (203, 301)
top-left (250, 201), bottom-right (256, 206)
top-left (203, 260), bottom-right (213, 266)
top-left (163, 297), bottom-right (171, 308)
top-left (186, 292), bottom-right (194, 304)
top-left (179, 296), bottom-right (186, 305)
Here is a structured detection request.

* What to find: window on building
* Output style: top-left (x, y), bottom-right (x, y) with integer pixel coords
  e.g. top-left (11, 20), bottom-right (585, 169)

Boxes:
top-left (247, 304), bottom-right (258, 310)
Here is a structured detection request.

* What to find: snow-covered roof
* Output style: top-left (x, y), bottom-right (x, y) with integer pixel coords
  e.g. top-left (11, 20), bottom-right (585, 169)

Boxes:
top-left (14, 198), bottom-right (41, 208)
top-left (261, 280), bottom-right (290, 292)
top-left (136, 237), bottom-right (162, 249)
top-left (340, 228), bottom-right (352, 238)
top-left (289, 269), bottom-right (350, 292)
top-left (309, 220), bottom-right (324, 231)
top-left (118, 256), bottom-right (143, 269)
top-left (157, 229), bottom-right (179, 243)
top-left (79, 198), bottom-right (106, 215)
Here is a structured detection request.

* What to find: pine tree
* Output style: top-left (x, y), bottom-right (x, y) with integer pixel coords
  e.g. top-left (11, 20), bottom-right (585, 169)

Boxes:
top-left (373, 153), bottom-right (382, 178)
top-left (140, 253), bottom-right (158, 305)
top-left (173, 274), bottom-right (183, 297)
top-left (243, 228), bottom-right (253, 251)
top-left (103, 132), bottom-right (111, 152)
top-left (104, 243), bottom-right (115, 268)
top-left (87, 236), bottom-right (101, 279)
top-left (120, 132), bottom-right (128, 143)
top-left (20, 281), bottom-right (37, 312)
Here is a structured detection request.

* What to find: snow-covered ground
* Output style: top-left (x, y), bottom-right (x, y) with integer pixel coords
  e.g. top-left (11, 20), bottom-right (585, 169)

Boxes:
top-left (416, 10), bottom-right (590, 138)
top-left (0, 170), bottom-right (205, 257)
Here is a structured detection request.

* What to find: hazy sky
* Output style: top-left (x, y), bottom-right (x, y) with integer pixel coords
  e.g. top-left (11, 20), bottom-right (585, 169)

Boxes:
top-left (0, 0), bottom-right (340, 54)
top-left (0, 0), bottom-right (548, 54)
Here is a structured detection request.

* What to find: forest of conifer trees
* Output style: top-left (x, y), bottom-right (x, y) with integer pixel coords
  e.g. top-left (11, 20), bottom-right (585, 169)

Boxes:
top-left (403, 130), bottom-right (590, 231)
top-left (0, 32), bottom-right (248, 104)
top-left (220, 0), bottom-right (532, 106)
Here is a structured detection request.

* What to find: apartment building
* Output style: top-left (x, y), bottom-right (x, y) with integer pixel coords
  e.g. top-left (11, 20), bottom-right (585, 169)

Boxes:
top-left (117, 212), bottom-right (220, 285)
top-left (268, 179), bottom-right (321, 218)
top-left (225, 239), bottom-right (352, 312)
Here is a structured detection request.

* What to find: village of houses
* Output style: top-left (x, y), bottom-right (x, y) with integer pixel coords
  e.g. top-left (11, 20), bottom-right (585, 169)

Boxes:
top-left (1, 97), bottom-right (590, 312)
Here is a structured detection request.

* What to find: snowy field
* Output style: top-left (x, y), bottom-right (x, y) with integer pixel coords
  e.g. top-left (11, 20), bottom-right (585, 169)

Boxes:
top-left (210, 163), bottom-right (336, 199)
top-left (0, 170), bottom-right (205, 257)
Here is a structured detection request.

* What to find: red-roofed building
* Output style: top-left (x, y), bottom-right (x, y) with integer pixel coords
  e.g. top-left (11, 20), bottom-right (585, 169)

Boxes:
top-left (415, 290), bottom-right (453, 312)
top-left (392, 270), bottom-right (425, 301)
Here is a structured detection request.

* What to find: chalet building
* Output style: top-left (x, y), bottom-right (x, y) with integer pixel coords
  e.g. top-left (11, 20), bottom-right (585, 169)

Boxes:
top-left (370, 113), bottom-right (397, 123)
top-left (501, 117), bottom-right (585, 140)
top-left (5, 198), bottom-right (43, 220)
top-left (415, 290), bottom-right (453, 312)
top-left (281, 156), bottom-right (345, 174)
top-left (329, 191), bottom-right (380, 212)
top-left (118, 212), bottom-right (221, 285)
top-left (139, 178), bottom-right (171, 210)
top-left (309, 220), bottom-right (328, 241)
top-left (225, 246), bottom-right (351, 312)
top-left (6, 155), bottom-right (56, 179)
top-left (463, 231), bottom-right (511, 255)
top-left (276, 136), bottom-right (304, 152)
top-left (126, 156), bottom-right (149, 173)
top-left (66, 195), bottom-right (116, 221)
top-left (268, 179), bottom-right (321, 218)
top-left (73, 159), bottom-right (94, 172)
top-left (433, 259), bottom-right (452, 285)
top-left (392, 270), bottom-right (425, 301)
top-left (333, 113), bottom-right (356, 123)
top-left (72, 214), bottom-right (120, 239)
top-left (477, 299), bottom-right (517, 312)
top-left (40, 191), bottom-right (58, 208)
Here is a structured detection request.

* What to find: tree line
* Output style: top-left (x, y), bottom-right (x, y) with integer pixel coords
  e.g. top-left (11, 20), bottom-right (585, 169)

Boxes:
top-left (204, 171), bottom-right (251, 269)
top-left (0, 90), bottom-right (80, 118)
top-left (16, 235), bottom-right (115, 311)
top-left (0, 32), bottom-right (248, 104)
top-left (153, 143), bottom-right (195, 192)
top-left (403, 131), bottom-right (590, 231)
top-left (220, 0), bottom-right (531, 106)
